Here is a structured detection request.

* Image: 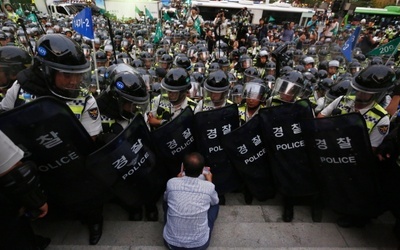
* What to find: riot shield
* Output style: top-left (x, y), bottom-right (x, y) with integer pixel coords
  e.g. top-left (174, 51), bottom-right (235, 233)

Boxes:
top-left (301, 113), bottom-right (380, 217)
top-left (0, 97), bottom-right (107, 209)
top-left (220, 115), bottom-right (276, 201)
top-left (86, 114), bottom-right (162, 207)
top-left (150, 107), bottom-right (196, 178)
top-left (259, 100), bottom-right (318, 197)
top-left (194, 104), bottom-right (241, 194)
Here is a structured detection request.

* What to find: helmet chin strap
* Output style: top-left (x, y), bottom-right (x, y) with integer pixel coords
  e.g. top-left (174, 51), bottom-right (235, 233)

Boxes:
top-left (354, 96), bottom-right (374, 108)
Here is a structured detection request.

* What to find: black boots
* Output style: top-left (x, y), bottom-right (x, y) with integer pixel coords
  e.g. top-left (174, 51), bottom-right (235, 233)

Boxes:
top-left (88, 221), bottom-right (103, 245)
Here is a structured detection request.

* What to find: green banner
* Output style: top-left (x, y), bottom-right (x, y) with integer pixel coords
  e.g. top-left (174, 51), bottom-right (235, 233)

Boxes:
top-left (366, 37), bottom-right (400, 56)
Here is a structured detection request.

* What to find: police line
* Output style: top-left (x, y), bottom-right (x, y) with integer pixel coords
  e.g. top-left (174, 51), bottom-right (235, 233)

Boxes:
top-left (0, 97), bottom-right (380, 216)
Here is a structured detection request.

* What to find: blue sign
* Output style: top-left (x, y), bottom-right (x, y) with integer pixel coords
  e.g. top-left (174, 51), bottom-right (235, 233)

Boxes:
top-left (341, 26), bottom-right (361, 63)
top-left (72, 7), bottom-right (94, 39)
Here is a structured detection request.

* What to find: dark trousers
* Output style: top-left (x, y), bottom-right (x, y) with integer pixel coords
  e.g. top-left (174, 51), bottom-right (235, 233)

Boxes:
top-left (0, 195), bottom-right (37, 248)
top-left (163, 202), bottom-right (219, 250)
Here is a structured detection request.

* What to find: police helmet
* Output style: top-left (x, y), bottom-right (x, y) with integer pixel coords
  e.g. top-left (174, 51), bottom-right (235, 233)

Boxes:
top-left (352, 65), bottom-right (395, 94)
top-left (161, 68), bottom-right (191, 92)
top-left (325, 79), bottom-right (352, 105)
top-left (302, 56), bottom-right (315, 66)
top-left (194, 62), bottom-right (205, 73)
top-left (272, 70), bottom-right (304, 102)
top-left (239, 54), bottom-right (252, 69)
top-left (110, 71), bottom-right (149, 119)
top-left (204, 70), bottom-right (230, 93)
top-left (35, 34), bottom-right (90, 100)
top-left (95, 51), bottom-right (108, 63)
top-left (208, 62), bottom-right (220, 73)
top-left (174, 55), bottom-right (191, 70)
top-left (0, 46), bottom-right (32, 89)
top-left (242, 80), bottom-right (268, 102)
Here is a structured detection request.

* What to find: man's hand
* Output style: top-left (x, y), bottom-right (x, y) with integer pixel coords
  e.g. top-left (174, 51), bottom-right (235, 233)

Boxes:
top-left (147, 112), bottom-right (162, 127)
top-left (37, 203), bottom-right (48, 218)
top-left (204, 171), bottom-right (212, 182)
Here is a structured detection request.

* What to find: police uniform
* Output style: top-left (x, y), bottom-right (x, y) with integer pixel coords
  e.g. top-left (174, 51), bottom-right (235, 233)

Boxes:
top-left (1, 81), bottom-right (102, 137)
top-left (238, 103), bottom-right (264, 124)
top-left (320, 95), bottom-right (389, 148)
top-left (150, 94), bottom-right (197, 123)
top-left (194, 98), bottom-right (232, 113)
top-left (0, 130), bottom-right (50, 248)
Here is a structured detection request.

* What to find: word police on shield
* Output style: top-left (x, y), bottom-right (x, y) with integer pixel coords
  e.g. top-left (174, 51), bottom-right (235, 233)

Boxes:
top-left (73, 7), bottom-right (94, 39)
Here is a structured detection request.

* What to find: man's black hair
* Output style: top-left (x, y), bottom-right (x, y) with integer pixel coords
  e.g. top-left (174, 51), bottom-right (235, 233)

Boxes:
top-left (183, 152), bottom-right (205, 177)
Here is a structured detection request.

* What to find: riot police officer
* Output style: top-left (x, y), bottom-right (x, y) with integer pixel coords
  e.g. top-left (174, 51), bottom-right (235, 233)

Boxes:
top-left (319, 65), bottom-right (396, 227)
top-left (0, 46), bottom-right (32, 100)
top-left (0, 130), bottom-right (50, 249)
top-left (148, 68), bottom-right (197, 129)
top-left (195, 69), bottom-right (231, 113)
top-left (0, 34), bottom-right (105, 245)
top-left (318, 65), bottom-right (394, 151)
top-left (96, 68), bottom-right (161, 221)
top-left (238, 79), bottom-right (268, 124)
top-left (266, 70), bottom-right (305, 107)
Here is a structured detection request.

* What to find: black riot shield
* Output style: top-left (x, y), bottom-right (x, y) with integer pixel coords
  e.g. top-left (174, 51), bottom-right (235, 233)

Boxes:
top-left (194, 104), bottom-right (241, 194)
top-left (150, 107), bottom-right (196, 178)
top-left (301, 113), bottom-right (380, 217)
top-left (259, 100), bottom-right (318, 197)
top-left (86, 114), bottom-right (162, 207)
top-left (220, 115), bottom-right (276, 201)
top-left (0, 97), bottom-right (107, 209)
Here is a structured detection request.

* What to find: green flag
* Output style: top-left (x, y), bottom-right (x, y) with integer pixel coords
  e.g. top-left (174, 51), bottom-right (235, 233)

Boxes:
top-left (145, 7), bottom-right (154, 20)
top-left (153, 21), bottom-right (163, 43)
top-left (367, 37), bottom-right (400, 56)
top-left (163, 12), bottom-right (171, 21)
top-left (16, 4), bottom-right (24, 17)
top-left (194, 17), bottom-right (201, 35)
top-left (268, 16), bottom-right (275, 22)
top-left (135, 6), bottom-right (141, 14)
top-left (27, 13), bottom-right (38, 23)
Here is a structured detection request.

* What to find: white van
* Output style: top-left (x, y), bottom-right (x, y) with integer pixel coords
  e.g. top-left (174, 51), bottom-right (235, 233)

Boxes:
top-left (47, 3), bottom-right (78, 17)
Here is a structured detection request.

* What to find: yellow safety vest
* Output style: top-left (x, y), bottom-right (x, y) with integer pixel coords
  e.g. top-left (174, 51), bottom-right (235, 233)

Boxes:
top-left (336, 96), bottom-right (388, 134)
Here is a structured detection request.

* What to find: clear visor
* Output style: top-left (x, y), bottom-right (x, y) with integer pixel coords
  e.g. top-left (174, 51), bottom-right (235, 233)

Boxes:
top-left (121, 57), bottom-right (132, 65)
top-left (147, 47), bottom-right (154, 54)
top-left (187, 48), bottom-right (197, 58)
top-left (189, 81), bottom-right (203, 100)
top-left (203, 88), bottom-right (228, 107)
top-left (194, 66), bottom-right (205, 73)
top-left (272, 78), bottom-right (303, 102)
top-left (161, 87), bottom-right (185, 102)
top-left (18, 35), bottom-right (27, 44)
top-left (230, 92), bottom-right (242, 105)
top-left (266, 80), bottom-right (274, 90)
top-left (121, 40), bottom-right (129, 47)
top-left (242, 82), bottom-right (266, 101)
top-left (241, 59), bottom-right (253, 69)
top-left (118, 97), bottom-right (149, 120)
top-left (346, 84), bottom-right (384, 106)
top-left (83, 48), bottom-right (91, 57)
top-left (199, 51), bottom-right (209, 61)
top-left (214, 51), bottom-right (225, 59)
top-left (136, 39), bottom-right (144, 47)
top-left (180, 44), bottom-right (188, 51)
top-left (50, 71), bottom-right (89, 100)
top-left (266, 68), bottom-right (276, 76)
